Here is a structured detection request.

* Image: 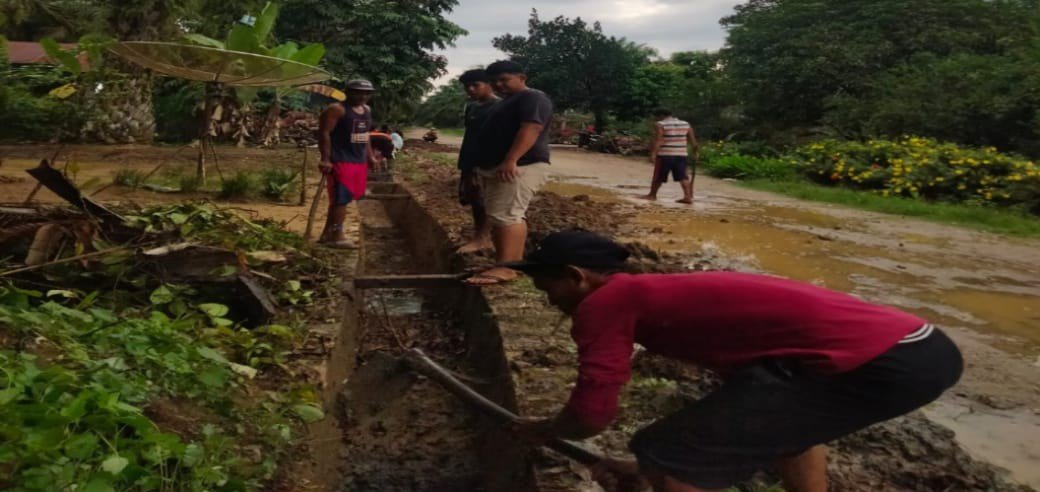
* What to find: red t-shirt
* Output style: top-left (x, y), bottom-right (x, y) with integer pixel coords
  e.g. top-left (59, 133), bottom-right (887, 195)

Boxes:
top-left (564, 272), bottom-right (926, 428)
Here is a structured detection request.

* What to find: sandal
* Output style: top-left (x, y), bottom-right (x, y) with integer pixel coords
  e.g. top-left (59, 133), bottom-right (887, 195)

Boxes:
top-left (464, 270), bottom-right (518, 286)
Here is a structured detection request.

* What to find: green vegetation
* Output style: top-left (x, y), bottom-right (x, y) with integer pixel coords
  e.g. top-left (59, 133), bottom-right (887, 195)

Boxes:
top-left (218, 171), bottom-right (258, 199)
top-left (277, 0), bottom-right (466, 122)
top-left (0, 203), bottom-right (331, 491)
top-left (413, 84), bottom-right (467, 128)
top-left (259, 168), bottom-right (298, 201)
top-left (698, 138), bottom-right (1040, 236)
top-left (742, 179), bottom-right (1040, 238)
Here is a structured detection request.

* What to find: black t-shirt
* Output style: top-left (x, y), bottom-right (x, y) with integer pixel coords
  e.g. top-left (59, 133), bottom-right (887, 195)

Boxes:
top-left (477, 89), bottom-right (553, 169)
top-left (458, 98), bottom-right (499, 171)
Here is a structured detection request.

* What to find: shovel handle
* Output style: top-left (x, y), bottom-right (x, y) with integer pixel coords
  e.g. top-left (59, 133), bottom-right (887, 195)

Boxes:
top-left (403, 348), bottom-right (603, 466)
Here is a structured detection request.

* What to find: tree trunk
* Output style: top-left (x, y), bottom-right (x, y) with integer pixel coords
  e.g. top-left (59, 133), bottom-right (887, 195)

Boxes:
top-left (593, 106), bottom-right (608, 133)
top-left (259, 93), bottom-right (282, 147)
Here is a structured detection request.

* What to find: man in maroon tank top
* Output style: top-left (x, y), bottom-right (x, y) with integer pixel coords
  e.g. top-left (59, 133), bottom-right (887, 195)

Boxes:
top-left (317, 79), bottom-right (379, 248)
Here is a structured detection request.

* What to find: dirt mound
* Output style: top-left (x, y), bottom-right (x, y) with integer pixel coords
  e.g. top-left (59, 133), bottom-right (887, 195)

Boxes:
top-left (404, 138), bottom-right (457, 153)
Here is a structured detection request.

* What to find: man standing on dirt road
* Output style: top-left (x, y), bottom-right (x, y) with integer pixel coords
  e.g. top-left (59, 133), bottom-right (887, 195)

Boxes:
top-left (455, 68), bottom-right (500, 254)
top-left (642, 108), bottom-right (697, 204)
top-left (464, 60), bottom-right (553, 286)
top-left (510, 231), bottom-right (963, 492)
top-left (317, 79), bottom-right (380, 248)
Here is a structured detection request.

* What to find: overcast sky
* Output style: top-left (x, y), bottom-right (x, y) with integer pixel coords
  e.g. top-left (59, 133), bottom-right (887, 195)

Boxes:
top-left (432, 0), bottom-right (744, 87)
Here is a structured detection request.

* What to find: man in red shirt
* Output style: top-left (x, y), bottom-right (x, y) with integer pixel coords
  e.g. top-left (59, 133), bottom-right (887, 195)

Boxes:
top-left (509, 231), bottom-right (962, 492)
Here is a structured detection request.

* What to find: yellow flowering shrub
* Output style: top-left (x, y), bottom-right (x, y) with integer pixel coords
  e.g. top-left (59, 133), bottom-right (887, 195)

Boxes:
top-left (795, 136), bottom-right (1040, 213)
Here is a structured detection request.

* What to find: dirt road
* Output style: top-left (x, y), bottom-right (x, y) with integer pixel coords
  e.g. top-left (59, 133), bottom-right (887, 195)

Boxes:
top-left (538, 147), bottom-right (1040, 488)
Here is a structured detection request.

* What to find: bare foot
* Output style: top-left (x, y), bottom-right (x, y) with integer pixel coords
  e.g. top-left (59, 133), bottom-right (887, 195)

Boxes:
top-left (456, 238), bottom-right (493, 254)
top-left (675, 198), bottom-right (693, 204)
top-left (464, 267), bottom-right (519, 286)
top-left (640, 194), bottom-right (657, 201)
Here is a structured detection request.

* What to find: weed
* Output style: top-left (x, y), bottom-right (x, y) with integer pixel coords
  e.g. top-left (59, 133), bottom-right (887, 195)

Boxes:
top-left (112, 168), bottom-right (147, 189)
top-left (178, 173), bottom-right (201, 193)
top-left (219, 171), bottom-right (257, 199)
top-left (260, 168), bottom-right (298, 201)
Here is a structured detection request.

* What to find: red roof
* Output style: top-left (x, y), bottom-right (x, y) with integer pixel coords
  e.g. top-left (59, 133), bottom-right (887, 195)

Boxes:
top-left (6, 41), bottom-right (86, 68)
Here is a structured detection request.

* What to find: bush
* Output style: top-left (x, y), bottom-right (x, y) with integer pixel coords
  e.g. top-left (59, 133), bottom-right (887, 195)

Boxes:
top-left (112, 169), bottom-right (147, 188)
top-left (219, 171), bottom-right (257, 199)
top-left (259, 168), bottom-right (298, 201)
top-left (701, 154), bottom-right (795, 181)
top-left (794, 136), bottom-right (1040, 213)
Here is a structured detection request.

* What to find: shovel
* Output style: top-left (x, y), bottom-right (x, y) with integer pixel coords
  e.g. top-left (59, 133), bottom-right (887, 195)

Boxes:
top-left (402, 347), bottom-right (603, 466)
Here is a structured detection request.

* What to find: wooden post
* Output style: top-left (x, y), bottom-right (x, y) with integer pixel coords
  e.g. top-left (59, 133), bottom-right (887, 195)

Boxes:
top-left (299, 147), bottom-right (308, 206)
top-left (304, 174), bottom-right (326, 242)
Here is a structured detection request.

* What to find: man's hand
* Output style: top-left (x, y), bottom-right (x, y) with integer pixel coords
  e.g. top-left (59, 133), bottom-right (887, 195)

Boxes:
top-left (319, 160), bottom-right (332, 173)
top-left (590, 458), bottom-right (645, 492)
top-left (497, 160), bottom-right (520, 182)
top-left (509, 417), bottom-right (555, 446)
top-left (649, 154), bottom-right (657, 164)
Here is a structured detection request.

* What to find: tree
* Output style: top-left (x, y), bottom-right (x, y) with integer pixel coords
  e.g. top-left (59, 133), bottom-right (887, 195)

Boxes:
top-left (720, 0), bottom-right (1037, 138)
top-left (615, 51), bottom-right (740, 140)
top-left (276, 0), bottom-right (466, 122)
top-left (493, 10), bottom-right (652, 131)
top-left (412, 82), bottom-right (465, 128)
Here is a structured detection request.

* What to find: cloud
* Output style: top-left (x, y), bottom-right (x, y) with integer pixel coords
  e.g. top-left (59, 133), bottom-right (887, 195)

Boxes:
top-left (431, 0), bottom-right (743, 87)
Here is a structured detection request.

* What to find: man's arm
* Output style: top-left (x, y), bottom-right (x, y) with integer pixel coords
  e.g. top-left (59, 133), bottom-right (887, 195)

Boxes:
top-left (498, 122), bottom-right (543, 181)
top-left (317, 104), bottom-right (344, 172)
top-left (687, 126), bottom-right (699, 157)
top-left (649, 123), bottom-right (664, 163)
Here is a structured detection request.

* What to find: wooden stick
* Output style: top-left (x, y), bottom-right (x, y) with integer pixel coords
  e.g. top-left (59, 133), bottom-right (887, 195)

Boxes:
top-left (299, 147), bottom-right (308, 206)
top-left (0, 247), bottom-right (129, 278)
top-left (304, 174), bottom-right (327, 242)
top-left (402, 348), bottom-right (603, 466)
top-left (354, 273), bottom-right (470, 289)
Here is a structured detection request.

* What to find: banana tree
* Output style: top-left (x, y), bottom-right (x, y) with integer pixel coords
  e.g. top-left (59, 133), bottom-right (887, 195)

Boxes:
top-left (184, 2), bottom-right (325, 147)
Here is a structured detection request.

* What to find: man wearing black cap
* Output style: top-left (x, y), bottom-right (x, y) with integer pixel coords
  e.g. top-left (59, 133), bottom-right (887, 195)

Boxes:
top-left (509, 231), bottom-right (963, 492)
top-left (317, 79), bottom-right (379, 248)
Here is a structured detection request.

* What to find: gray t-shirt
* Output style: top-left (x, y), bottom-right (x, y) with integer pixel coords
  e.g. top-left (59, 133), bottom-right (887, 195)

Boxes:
top-left (477, 89), bottom-right (553, 169)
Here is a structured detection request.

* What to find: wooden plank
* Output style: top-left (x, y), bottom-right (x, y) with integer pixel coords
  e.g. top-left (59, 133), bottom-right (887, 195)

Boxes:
top-left (353, 273), bottom-right (468, 289)
top-left (364, 193), bottom-right (411, 201)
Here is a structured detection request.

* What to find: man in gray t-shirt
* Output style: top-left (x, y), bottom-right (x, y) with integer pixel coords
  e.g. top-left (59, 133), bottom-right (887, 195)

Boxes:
top-left (465, 60), bottom-right (554, 286)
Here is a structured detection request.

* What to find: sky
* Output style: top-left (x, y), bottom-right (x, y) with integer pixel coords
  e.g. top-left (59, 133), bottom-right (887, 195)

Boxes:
top-left (432, 0), bottom-right (744, 87)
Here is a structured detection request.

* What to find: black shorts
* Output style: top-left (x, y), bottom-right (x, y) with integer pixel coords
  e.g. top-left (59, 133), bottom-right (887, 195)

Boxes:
top-left (458, 170), bottom-right (483, 207)
top-left (629, 325), bottom-right (962, 489)
top-left (654, 156), bottom-right (689, 183)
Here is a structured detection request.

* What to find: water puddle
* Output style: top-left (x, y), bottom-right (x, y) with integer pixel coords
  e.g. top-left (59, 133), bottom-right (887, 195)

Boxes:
top-left (365, 289), bottom-right (426, 316)
top-left (925, 399), bottom-right (1040, 488)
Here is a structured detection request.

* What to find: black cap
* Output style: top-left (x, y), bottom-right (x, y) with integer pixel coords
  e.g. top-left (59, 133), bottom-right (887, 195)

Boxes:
top-left (346, 79), bottom-right (375, 91)
top-left (502, 230), bottom-right (630, 273)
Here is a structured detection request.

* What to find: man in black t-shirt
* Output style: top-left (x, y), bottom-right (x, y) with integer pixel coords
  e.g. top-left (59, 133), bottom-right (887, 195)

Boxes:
top-left (455, 68), bottom-right (500, 254)
top-left (465, 60), bottom-right (553, 286)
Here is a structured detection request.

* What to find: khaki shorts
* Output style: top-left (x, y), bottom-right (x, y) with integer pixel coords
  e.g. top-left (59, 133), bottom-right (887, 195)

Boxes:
top-left (476, 163), bottom-right (550, 226)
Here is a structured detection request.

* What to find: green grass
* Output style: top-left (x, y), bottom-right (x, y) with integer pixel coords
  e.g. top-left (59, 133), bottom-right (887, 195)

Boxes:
top-left (741, 179), bottom-right (1040, 237)
top-left (437, 127), bottom-right (464, 137)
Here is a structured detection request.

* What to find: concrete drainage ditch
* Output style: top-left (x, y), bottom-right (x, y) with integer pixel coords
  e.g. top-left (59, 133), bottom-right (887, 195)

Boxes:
top-left (327, 180), bottom-right (536, 491)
